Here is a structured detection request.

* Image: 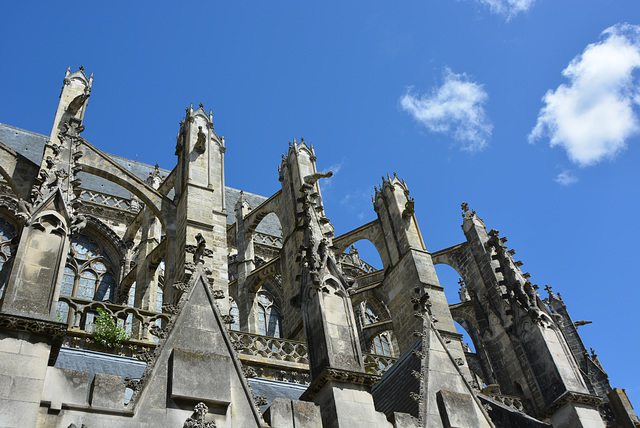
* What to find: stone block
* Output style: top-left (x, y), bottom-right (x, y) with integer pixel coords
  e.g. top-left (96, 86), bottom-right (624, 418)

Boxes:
top-left (170, 347), bottom-right (230, 405)
top-left (90, 373), bottom-right (125, 409)
top-left (436, 390), bottom-right (482, 428)
top-left (42, 367), bottom-right (90, 410)
top-left (390, 412), bottom-right (420, 428)
top-left (291, 399), bottom-right (322, 428)
top-left (264, 397), bottom-right (293, 428)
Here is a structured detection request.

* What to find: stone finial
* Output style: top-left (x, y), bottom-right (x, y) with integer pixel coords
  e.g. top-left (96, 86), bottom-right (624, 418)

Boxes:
top-left (183, 402), bottom-right (215, 428)
top-left (461, 201), bottom-right (476, 219)
top-left (545, 284), bottom-right (560, 302)
top-left (199, 102), bottom-right (204, 109)
top-left (146, 163), bottom-right (164, 189)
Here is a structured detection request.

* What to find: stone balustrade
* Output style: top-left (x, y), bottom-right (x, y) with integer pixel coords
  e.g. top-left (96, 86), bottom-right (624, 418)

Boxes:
top-left (229, 330), bottom-right (396, 376)
top-left (253, 231), bottom-right (284, 248)
top-left (58, 296), bottom-right (169, 342)
top-left (338, 252), bottom-right (378, 275)
top-left (79, 189), bottom-right (142, 212)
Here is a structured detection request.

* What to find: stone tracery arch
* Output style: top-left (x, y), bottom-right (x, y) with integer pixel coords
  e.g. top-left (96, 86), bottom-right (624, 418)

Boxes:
top-left (333, 220), bottom-right (390, 270)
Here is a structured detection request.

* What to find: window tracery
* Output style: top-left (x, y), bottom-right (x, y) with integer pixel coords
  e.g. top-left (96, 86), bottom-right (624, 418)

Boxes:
top-left (229, 298), bottom-right (240, 330)
top-left (0, 217), bottom-right (17, 299)
top-left (256, 289), bottom-right (282, 338)
top-left (55, 235), bottom-right (118, 322)
top-left (371, 332), bottom-right (392, 356)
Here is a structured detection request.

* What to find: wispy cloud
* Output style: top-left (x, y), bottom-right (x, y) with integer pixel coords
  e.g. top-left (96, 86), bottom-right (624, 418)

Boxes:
top-left (340, 189), bottom-right (371, 221)
top-left (554, 170), bottom-right (578, 186)
top-left (319, 159), bottom-right (345, 194)
top-left (327, 161), bottom-right (344, 175)
top-left (400, 68), bottom-right (492, 152)
top-left (476, 0), bottom-right (536, 20)
top-left (529, 24), bottom-right (640, 167)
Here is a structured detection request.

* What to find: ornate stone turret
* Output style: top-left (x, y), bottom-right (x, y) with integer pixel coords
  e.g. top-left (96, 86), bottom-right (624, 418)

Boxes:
top-left (275, 140), bottom-right (387, 427)
top-left (169, 103), bottom-right (228, 312)
top-left (457, 204), bottom-right (606, 427)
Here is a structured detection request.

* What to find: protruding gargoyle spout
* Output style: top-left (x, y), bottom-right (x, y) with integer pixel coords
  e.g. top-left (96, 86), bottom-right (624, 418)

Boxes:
top-left (304, 171), bottom-right (333, 186)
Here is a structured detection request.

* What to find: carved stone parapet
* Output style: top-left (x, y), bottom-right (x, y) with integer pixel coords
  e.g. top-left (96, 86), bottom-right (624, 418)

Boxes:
top-left (410, 392), bottom-right (423, 403)
top-left (162, 303), bottom-right (179, 315)
top-left (301, 367), bottom-right (380, 400)
top-left (136, 349), bottom-right (155, 363)
top-left (124, 377), bottom-right (141, 392)
top-left (210, 289), bottom-right (225, 299)
top-left (242, 365), bottom-right (257, 378)
top-left (0, 313), bottom-right (67, 365)
top-left (543, 390), bottom-right (603, 417)
top-left (0, 313), bottom-right (67, 338)
top-left (149, 324), bottom-right (167, 339)
top-left (173, 282), bottom-right (190, 292)
top-left (253, 395), bottom-right (268, 407)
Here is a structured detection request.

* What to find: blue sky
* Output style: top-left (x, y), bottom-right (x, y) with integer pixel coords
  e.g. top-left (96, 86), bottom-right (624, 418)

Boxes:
top-left (2, 1), bottom-right (639, 405)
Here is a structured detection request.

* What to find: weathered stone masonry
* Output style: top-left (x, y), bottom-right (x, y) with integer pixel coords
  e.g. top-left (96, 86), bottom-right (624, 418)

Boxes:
top-left (0, 67), bottom-right (637, 428)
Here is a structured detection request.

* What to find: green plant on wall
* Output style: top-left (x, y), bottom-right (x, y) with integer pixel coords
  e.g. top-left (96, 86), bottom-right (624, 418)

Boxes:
top-left (92, 308), bottom-right (129, 348)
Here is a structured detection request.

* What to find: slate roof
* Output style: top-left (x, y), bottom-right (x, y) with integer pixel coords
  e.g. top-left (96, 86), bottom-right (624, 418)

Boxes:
top-left (0, 123), bottom-right (282, 237)
top-left (371, 339), bottom-right (421, 418)
top-left (54, 347), bottom-right (147, 404)
top-left (247, 377), bottom-right (307, 413)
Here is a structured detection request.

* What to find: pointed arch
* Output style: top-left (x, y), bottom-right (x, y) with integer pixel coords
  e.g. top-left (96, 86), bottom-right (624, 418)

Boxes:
top-left (333, 220), bottom-right (390, 270)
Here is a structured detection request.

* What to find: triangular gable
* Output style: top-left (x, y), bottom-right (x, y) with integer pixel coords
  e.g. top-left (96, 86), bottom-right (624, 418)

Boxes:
top-left (128, 265), bottom-right (265, 427)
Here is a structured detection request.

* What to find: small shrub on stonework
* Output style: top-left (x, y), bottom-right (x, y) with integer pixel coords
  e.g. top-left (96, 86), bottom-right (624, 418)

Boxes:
top-left (92, 308), bottom-right (129, 348)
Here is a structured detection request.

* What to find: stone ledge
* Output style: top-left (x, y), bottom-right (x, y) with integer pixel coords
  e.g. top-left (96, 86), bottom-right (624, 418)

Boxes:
top-left (0, 313), bottom-right (67, 365)
top-left (300, 367), bottom-right (380, 401)
top-left (543, 390), bottom-right (603, 417)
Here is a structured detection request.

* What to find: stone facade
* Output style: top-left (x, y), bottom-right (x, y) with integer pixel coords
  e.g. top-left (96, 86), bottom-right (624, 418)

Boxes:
top-left (0, 67), bottom-right (637, 427)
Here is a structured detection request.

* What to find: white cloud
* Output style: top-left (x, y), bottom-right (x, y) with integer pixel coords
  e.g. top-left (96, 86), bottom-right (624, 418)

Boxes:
top-left (477, 0), bottom-right (536, 20)
top-left (318, 159), bottom-right (344, 194)
top-left (327, 161), bottom-right (344, 175)
top-left (529, 23), bottom-right (640, 167)
top-left (400, 68), bottom-right (492, 152)
top-left (554, 170), bottom-right (578, 186)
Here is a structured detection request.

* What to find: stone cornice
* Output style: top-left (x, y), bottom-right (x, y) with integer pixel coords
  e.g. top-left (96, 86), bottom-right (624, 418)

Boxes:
top-left (300, 367), bottom-right (380, 401)
top-left (0, 312), bottom-right (67, 338)
top-left (543, 390), bottom-right (603, 417)
top-left (0, 313), bottom-right (68, 365)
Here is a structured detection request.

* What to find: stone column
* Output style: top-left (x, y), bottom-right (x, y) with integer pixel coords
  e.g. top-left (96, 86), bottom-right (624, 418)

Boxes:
top-left (235, 191), bottom-right (256, 331)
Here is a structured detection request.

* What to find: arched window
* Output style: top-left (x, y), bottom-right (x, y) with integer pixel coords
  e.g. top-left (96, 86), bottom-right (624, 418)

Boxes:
top-left (124, 282), bottom-right (136, 333)
top-left (229, 298), bottom-right (240, 331)
top-left (371, 332), bottom-right (392, 356)
top-left (55, 235), bottom-right (118, 323)
top-left (363, 302), bottom-right (379, 325)
top-left (256, 289), bottom-right (282, 338)
top-left (156, 285), bottom-right (163, 313)
top-left (0, 217), bottom-right (17, 299)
